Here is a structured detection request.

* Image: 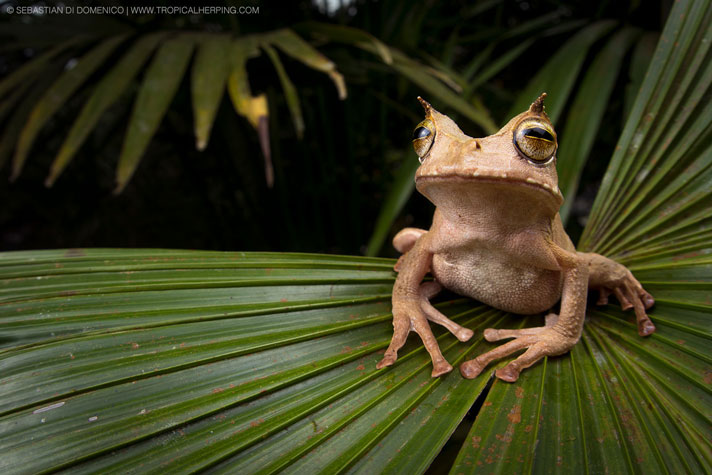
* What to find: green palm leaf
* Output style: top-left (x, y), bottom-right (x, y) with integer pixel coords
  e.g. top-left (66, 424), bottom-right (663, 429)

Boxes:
top-left (191, 34), bottom-right (231, 151)
top-left (0, 36), bottom-right (87, 99)
top-left (1, 0), bottom-right (711, 472)
top-left (1, 25), bottom-right (475, 191)
top-left (10, 34), bottom-right (128, 180)
top-left (114, 34), bottom-right (195, 194)
top-left (46, 33), bottom-right (167, 186)
top-left (556, 27), bottom-right (641, 222)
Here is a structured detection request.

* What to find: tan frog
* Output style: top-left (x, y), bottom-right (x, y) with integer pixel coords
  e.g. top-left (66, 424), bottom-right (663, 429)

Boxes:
top-left (376, 94), bottom-right (655, 382)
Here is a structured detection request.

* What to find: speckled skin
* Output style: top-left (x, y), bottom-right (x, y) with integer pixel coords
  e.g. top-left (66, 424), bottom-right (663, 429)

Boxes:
top-left (376, 94), bottom-right (656, 382)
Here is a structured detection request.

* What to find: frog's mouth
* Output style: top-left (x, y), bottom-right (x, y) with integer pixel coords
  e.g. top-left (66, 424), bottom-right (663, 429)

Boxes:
top-left (416, 173), bottom-right (564, 206)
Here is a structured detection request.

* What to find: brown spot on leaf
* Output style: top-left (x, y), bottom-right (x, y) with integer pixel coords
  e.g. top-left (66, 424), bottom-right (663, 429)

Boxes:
top-left (64, 249), bottom-right (86, 257)
top-left (672, 251), bottom-right (700, 261)
top-left (356, 364), bottom-right (365, 371)
top-left (515, 386), bottom-right (524, 398)
top-left (472, 435), bottom-right (481, 448)
top-left (507, 405), bottom-right (522, 424)
top-left (212, 387), bottom-right (224, 394)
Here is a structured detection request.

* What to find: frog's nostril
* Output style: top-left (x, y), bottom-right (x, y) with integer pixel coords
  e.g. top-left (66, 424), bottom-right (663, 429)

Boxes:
top-left (474, 139), bottom-right (482, 151)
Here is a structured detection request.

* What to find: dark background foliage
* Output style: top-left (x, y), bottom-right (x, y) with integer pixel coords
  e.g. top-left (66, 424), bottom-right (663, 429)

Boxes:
top-left (0, 0), bottom-right (667, 254)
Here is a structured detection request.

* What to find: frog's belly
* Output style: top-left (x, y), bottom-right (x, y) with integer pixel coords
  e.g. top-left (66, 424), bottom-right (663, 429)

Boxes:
top-left (431, 250), bottom-right (562, 314)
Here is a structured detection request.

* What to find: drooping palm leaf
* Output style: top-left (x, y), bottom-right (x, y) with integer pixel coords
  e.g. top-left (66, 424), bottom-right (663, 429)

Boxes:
top-left (263, 43), bottom-right (305, 140)
top-left (45, 32), bottom-right (167, 186)
top-left (114, 34), bottom-right (195, 194)
top-left (10, 34), bottom-right (128, 180)
top-left (191, 34), bottom-right (231, 151)
top-left (0, 36), bottom-right (87, 99)
top-left (1, 25), bottom-right (483, 192)
top-left (297, 21), bottom-right (497, 134)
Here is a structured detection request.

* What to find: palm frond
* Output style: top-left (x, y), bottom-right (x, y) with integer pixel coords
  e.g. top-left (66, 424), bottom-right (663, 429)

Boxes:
top-left (1, 24), bottom-right (483, 192)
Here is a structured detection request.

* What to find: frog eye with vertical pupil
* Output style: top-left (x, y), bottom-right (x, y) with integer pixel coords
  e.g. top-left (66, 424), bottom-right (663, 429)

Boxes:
top-left (513, 118), bottom-right (557, 164)
top-left (412, 118), bottom-right (435, 162)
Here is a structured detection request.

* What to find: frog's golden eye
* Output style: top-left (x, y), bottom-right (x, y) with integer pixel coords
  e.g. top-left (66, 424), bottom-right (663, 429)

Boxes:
top-left (412, 119), bottom-right (435, 162)
top-left (513, 119), bottom-right (557, 164)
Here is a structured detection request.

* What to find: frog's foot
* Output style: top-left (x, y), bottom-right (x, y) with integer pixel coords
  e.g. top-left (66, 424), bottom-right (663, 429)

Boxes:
top-left (377, 282), bottom-right (472, 377)
top-left (585, 253), bottom-right (655, 337)
top-left (461, 314), bottom-right (574, 382)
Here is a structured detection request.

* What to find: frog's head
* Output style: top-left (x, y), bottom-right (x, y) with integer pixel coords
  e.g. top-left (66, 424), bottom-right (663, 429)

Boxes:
top-left (413, 94), bottom-right (563, 213)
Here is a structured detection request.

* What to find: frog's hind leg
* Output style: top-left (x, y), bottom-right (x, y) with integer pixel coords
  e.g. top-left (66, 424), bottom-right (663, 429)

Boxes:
top-left (393, 228), bottom-right (428, 272)
top-left (392, 229), bottom-right (471, 341)
top-left (482, 313), bottom-right (558, 341)
top-left (420, 281), bottom-right (474, 342)
top-left (394, 228), bottom-right (427, 253)
top-left (582, 252), bottom-right (656, 336)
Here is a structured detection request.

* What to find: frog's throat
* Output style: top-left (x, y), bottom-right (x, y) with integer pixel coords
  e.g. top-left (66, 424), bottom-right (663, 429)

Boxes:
top-left (416, 174), bottom-right (564, 207)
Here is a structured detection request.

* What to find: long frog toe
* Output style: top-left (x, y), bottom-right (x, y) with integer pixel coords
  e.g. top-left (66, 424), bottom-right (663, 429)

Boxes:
top-left (431, 360), bottom-right (454, 377)
top-left (495, 364), bottom-right (521, 383)
top-left (460, 358), bottom-right (487, 379)
top-left (376, 352), bottom-right (397, 369)
top-left (618, 277), bottom-right (656, 337)
top-left (638, 317), bottom-right (656, 336)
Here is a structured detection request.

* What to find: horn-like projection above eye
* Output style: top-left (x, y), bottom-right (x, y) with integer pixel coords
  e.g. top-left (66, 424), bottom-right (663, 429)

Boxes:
top-left (413, 119), bottom-right (435, 162)
top-left (513, 118), bottom-right (557, 163)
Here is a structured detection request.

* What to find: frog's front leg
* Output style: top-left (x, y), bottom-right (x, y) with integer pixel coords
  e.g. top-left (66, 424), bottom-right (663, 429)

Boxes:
top-left (460, 244), bottom-right (588, 382)
top-left (377, 234), bottom-right (472, 377)
top-left (582, 252), bottom-right (655, 336)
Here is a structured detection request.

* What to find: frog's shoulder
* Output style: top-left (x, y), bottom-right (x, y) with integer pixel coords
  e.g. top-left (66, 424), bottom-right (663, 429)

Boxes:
top-left (551, 213), bottom-right (575, 252)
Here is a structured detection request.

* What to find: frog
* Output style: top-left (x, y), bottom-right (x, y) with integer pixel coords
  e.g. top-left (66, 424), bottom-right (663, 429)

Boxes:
top-left (376, 93), bottom-right (656, 382)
